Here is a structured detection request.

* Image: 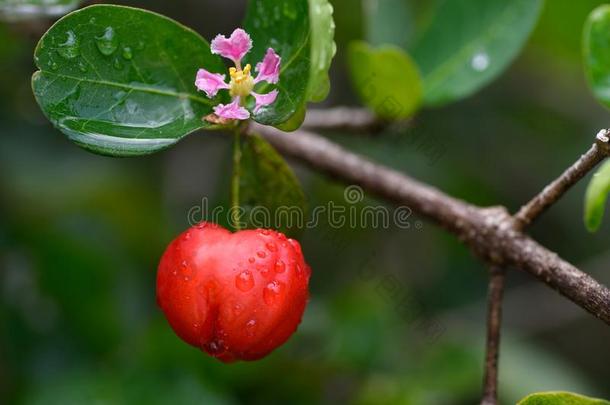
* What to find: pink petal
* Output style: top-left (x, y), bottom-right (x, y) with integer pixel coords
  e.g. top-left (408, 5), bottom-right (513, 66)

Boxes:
top-left (252, 90), bottom-right (279, 113)
top-left (214, 98), bottom-right (250, 120)
top-left (254, 48), bottom-right (281, 84)
top-left (195, 69), bottom-right (229, 98)
top-left (210, 28), bottom-right (252, 65)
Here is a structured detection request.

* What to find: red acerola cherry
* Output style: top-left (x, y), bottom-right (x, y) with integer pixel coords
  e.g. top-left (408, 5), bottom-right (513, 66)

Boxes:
top-left (156, 222), bottom-right (311, 362)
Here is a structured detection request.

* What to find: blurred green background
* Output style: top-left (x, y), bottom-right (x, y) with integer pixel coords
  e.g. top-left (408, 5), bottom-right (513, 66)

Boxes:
top-left (1, 0), bottom-right (610, 404)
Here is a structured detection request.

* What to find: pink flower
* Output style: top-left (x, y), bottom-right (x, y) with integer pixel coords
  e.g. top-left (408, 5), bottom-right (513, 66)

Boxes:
top-left (195, 69), bottom-right (229, 98)
top-left (214, 99), bottom-right (250, 120)
top-left (195, 28), bottom-right (281, 122)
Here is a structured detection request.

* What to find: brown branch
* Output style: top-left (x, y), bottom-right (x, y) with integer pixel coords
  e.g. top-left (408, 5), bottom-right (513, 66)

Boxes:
top-left (514, 129), bottom-right (610, 229)
top-left (302, 107), bottom-right (380, 132)
top-left (250, 122), bottom-right (610, 325)
top-left (481, 266), bottom-right (506, 405)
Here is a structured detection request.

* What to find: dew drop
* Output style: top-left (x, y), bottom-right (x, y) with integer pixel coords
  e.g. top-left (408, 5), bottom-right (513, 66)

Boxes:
top-left (122, 46), bottom-right (133, 60)
top-left (259, 229), bottom-right (270, 236)
top-left (49, 60), bottom-right (58, 71)
top-left (245, 319), bottom-right (256, 336)
top-left (265, 242), bottom-right (277, 252)
top-left (57, 30), bottom-right (79, 59)
top-left (235, 270), bottom-right (255, 292)
top-left (471, 51), bottom-right (490, 72)
top-left (275, 259), bottom-right (285, 273)
top-left (196, 222), bottom-right (207, 229)
top-left (183, 231), bottom-right (191, 240)
top-left (205, 340), bottom-right (225, 355)
top-left (96, 26), bottom-right (119, 56)
top-left (233, 303), bottom-right (244, 316)
top-left (248, 257), bottom-right (256, 264)
top-left (113, 58), bottom-right (123, 70)
top-left (263, 280), bottom-right (285, 305)
top-left (257, 250), bottom-right (267, 258)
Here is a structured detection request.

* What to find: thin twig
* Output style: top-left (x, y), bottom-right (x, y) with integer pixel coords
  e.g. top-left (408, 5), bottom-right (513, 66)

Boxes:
top-left (481, 266), bottom-right (506, 405)
top-left (302, 107), bottom-right (380, 132)
top-left (514, 129), bottom-right (610, 229)
top-left (250, 122), bottom-right (610, 325)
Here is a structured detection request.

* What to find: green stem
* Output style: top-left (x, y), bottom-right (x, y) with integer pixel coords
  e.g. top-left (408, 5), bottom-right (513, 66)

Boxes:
top-left (231, 130), bottom-right (242, 231)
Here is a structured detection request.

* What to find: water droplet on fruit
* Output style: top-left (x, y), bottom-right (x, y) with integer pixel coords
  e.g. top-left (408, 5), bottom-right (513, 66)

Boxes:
top-left (257, 250), bottom-right (267, 258)
top-left (248, 257), bottom-right (256, 264)
top-left (263, 280), bottom-right (284, 305)
top-left (235, 270), bottom-right (254, 292)
top-left (122, 46), bottom-right (133, 60)
top-left (259, 229), bottom-right (270, 236)
top-left (96, 26), bottom-right (118, 56)
top-left (57, 30), bottom-right (79, 59)
top-left (233, 303), bottom-right (243, 316)
top-left (196, 222), bottom-right (207, 229)
top-left (275, 259), bottom-right (285, 273)
top-left (245, 319), bottom-right (256, 336)
top-left (184, 232), bottom-right (191, 240)
top-left (205, 339), bottom-right (225, 355)
top-left (266, 242), bottom-right (277, 252)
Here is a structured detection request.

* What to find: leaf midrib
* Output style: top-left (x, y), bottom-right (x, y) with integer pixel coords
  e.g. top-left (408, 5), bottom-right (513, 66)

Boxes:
top-left (38, 69), bottom-right (215, 106)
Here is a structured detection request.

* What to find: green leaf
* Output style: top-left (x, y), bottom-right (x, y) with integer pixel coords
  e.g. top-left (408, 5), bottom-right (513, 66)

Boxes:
top-left (232, 134), bottom-right (307, 236)
top-left (364, 0), bottom-right (412, 49)
top-left (411, 0), bottom-right (544, 107)
top-left (244, 0), bottom-right (336, 128)
top-left (0, 0), bottom-right (80, 21)
top-left (517, 391), bottom-right (610, 404)
top-left (32, 4), bottom-right (226, 157)
top-left (347, 41), bottom-right (422, 119)
top-left (583, 5), bottom-right (610, 110)
top-left (584, 160), bottom-right (610, 232)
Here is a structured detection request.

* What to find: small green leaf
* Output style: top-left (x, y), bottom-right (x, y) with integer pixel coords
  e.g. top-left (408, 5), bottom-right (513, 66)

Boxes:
top-left (0, 0), bottom-right (80, 21)
top-left (517, 391), bottom-right (610, 404)
top-left (244, 0), bottom-right (335, 127)
top-left (411, 0), bottom-right (544, 106)
top-left (32, 5), bottom-right (226, 157)
top-left (584, 160), bottom-right (610, 232)
top-left (583, 5), bottom-right (610, 109)
top-left (232, 134), bottom-right (307, 236)
top-left (348, 40), bottom-right (422, 119)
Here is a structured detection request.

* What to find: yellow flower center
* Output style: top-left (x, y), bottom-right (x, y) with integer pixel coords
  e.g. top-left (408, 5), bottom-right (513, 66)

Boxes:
top-left (229, 64), bottom-right (254, 98)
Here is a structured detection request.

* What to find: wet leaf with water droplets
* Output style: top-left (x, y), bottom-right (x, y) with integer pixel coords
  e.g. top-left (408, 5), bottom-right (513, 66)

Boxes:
top-left (244, 0), bottom-right (335, 129)
top-left (32, 5), bottom-right (227, 157)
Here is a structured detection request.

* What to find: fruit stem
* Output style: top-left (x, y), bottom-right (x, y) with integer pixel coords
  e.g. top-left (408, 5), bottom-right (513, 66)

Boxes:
top-left (231, 130), bottom-right (242, 231)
